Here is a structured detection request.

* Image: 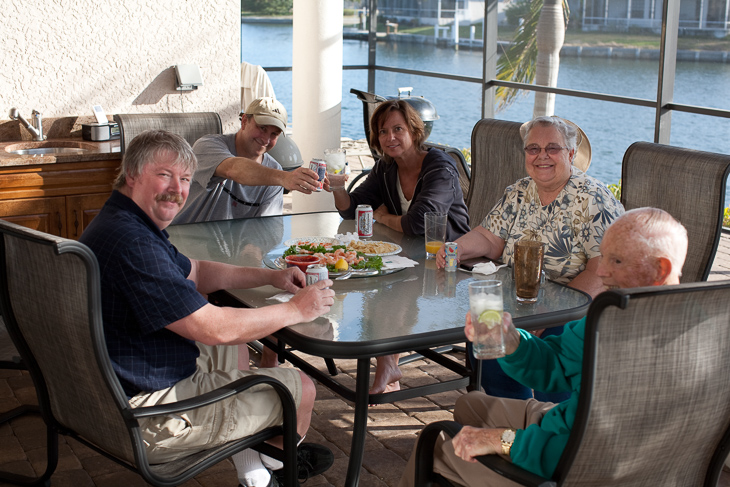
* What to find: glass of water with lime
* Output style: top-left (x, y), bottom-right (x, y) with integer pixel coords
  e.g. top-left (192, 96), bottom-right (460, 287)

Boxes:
top-left (324, 148), bottom-right (347, 190)
top-left (468, 280), bottom-right (505, 359)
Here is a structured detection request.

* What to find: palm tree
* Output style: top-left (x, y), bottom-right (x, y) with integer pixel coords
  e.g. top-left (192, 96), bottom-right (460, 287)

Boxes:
top-left (496, 0), bottom-right (570, 117)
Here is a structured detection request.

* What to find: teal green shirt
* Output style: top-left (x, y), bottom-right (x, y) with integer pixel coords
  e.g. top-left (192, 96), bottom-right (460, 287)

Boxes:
top-left (498, 317), bottom-right (586, 478)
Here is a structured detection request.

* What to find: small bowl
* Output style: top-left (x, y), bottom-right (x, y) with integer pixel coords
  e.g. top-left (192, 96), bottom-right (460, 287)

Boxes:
top-left (284, 254), bottom-right (321, 272)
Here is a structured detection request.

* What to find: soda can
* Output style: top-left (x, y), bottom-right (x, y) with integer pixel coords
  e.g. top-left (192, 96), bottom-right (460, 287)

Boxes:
top-left (444, 242), bottom-right (458, 272)
top-left (309, 158), bottom-right (326, 191)
top-left (356, 204), bottom-right (373, 238)
top-left (306, 263), bottom-right (328, 286)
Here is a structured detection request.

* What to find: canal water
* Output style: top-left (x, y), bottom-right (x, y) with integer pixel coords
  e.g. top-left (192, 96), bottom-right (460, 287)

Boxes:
top-left (242, 22), bottom-right (730, 197)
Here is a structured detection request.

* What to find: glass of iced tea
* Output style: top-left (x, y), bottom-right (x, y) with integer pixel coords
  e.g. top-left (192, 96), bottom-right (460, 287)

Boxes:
top-left (513, 240), bottom-right (546, 303)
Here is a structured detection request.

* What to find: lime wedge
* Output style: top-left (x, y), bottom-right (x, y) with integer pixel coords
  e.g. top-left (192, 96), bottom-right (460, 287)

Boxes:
top-left (478, 310), bottom-right (502, 329)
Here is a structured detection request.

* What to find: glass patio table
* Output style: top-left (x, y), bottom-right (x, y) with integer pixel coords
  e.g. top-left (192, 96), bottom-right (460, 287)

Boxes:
top-left (167, 212), bottom-right (591, 487)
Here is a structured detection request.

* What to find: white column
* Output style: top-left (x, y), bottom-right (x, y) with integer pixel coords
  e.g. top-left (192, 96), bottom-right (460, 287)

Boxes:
top-left (533, 0), bottom-right (565, 117)
top-left (291, 0), bottom-right (343, 212)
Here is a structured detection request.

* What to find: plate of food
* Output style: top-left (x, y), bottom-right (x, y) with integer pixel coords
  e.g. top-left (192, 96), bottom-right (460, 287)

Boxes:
top-left (283, 236), bottom-right (342, 248)
top-left (346, 240), bottom-right (402, 257)
top-left (264, 239), bottom-right (404, 278)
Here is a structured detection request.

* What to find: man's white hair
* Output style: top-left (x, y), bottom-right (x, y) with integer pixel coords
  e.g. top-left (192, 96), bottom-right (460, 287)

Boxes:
top-left (609, 207), bottom-right (688, 279)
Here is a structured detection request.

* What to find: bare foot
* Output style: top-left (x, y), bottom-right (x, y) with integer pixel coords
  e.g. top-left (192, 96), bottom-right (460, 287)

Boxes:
top-left (370, 354), bottom-right (402, 395)
top-left (260, 346), bottom-right (280, 368)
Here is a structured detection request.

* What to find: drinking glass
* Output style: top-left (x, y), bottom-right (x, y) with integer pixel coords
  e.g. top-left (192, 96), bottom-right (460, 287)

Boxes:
top-left (513, 240), bottom-right (546, 303)
top-left (424, 212), bottom-right (447, 259)
top-left (468, 280), bottom-right (505, 359)
top-left (324, 148), bottom-right (347, 190)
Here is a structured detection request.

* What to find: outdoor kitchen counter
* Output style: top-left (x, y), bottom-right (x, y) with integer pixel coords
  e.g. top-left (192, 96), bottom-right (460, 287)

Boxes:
top-left (0, 137), bottom-right (121, 167)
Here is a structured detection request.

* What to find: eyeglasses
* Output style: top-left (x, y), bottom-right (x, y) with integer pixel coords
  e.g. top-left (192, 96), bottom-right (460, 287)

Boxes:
top-left (524, 145), bottom-right (568, 156)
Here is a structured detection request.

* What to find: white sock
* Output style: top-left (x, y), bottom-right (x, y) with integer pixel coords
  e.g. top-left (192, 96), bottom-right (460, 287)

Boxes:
top-left (231, 449), bottom-right (271, 487)
top-left (262, 435), bottom-right (306, 472)
top-left (260, 453), bottom-right (284, 471)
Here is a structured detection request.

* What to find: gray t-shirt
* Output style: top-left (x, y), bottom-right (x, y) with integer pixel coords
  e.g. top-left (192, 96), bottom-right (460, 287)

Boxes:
top-left (173, 133), bottom-right (283, 224)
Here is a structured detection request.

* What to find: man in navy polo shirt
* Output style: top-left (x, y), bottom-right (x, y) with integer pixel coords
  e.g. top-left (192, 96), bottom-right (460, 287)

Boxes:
top-left (80, 130), bottom-right (334, 487)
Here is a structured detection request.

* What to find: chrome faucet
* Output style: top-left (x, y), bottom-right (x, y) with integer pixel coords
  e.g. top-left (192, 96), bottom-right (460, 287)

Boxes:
top-left (8, 107), bottom-right (45, 141)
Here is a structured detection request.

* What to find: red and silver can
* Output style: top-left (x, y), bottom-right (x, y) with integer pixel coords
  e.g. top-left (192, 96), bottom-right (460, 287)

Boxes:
top-left (444, 242), bottom-right (458, 272)
top-left (356, 204), bottom-right (373, 238)
top-left (305, 263), bottom-right (328, 286)
top-left (309, 158), bottom-right (326, 192)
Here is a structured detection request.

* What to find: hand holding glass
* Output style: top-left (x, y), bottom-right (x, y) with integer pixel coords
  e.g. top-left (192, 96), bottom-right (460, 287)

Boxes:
top-left (325, 148), bottom-right (348, 190)
top-left (424, 212), bottom-right (447, 259)
top-left (469, 280), bottom-right (505, 359)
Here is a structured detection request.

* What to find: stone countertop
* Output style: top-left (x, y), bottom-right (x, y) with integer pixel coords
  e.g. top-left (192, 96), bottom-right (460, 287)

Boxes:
top-left (0, 137), bottom-right (121, 167)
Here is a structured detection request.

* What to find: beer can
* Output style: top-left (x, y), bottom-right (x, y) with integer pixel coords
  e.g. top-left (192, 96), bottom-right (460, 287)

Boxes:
top-left (309, 158), bottom-right (326, 191)
top-left (356, 204), bottom-right (373, 238)
top-left (305, 263), bottom-right (328, 286)
top-left (444, 242), bottom-right (458, 272)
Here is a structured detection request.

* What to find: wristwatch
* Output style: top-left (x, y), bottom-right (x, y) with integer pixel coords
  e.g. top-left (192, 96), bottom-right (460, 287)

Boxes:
top-left (500, 428), bottom-right (516, 456)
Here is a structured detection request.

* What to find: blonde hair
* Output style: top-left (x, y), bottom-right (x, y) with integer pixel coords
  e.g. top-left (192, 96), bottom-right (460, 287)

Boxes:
top-left (114, 130), bottom-right (197, 190)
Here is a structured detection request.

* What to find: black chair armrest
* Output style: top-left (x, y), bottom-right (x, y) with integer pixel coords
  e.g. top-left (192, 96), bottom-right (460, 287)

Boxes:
top-left (129, 375), bottom-right (295, 419)
top-left (476, 455), bottom-right (556, 487)
top-left (414, 420), bottom-right (556, 487)
top-left (414, 421), bottom-right (463, 486)
top-left (346, 169), bottom-right (371, 193)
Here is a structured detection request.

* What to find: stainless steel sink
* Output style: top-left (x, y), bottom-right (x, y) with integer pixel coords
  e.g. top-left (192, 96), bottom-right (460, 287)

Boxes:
top-left (9, 147), bottom-right (88, 155)
top-left (4, 140), bottom-right (96, 156)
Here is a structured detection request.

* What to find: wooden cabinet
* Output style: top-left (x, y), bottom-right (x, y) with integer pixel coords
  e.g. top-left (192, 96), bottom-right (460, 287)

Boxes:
top-left (0, 159), bottom-right (120, 239)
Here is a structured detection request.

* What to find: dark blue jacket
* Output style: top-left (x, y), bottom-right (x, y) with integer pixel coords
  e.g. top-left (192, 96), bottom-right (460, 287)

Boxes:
top-left (340, 148), bottom-right (470, 241)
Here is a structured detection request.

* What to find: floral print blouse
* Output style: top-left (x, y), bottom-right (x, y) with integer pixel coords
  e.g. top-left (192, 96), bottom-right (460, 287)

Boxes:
top-left (483, 167), bottom-right (624, 284)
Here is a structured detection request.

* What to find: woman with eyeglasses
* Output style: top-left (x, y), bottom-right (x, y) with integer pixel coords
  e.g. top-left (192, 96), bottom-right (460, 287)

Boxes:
top-left (437, 115), bottom-right (624, 401)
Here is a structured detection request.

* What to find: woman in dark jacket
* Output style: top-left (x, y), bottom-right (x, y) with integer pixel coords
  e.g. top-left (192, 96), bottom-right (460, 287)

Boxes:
top-left (326, 99), bottom-right (470, 394)
top-left (331, 99), bottom-right (469, 241)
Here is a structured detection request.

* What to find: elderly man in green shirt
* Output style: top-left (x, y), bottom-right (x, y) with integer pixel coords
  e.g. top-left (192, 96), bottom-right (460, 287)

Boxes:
top-left (399, 207), bottom-right (689, 486)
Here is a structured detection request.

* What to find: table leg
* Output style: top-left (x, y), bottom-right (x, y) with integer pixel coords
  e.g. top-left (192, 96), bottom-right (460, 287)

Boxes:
top-left (469, 358), bottom-right (483, 392)
top-left (344, 358), bottom-right (371, 487)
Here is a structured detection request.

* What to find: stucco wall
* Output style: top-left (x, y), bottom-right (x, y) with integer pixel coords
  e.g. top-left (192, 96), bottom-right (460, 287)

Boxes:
top-left (0, 0), bottom-right (240, 133)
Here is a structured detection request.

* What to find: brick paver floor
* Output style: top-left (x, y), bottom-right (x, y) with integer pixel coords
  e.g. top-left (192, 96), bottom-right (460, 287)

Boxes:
top-left (0, 346), bottom-right (466, 487)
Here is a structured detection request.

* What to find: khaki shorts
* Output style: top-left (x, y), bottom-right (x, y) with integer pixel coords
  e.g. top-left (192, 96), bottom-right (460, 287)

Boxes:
top-left (129, 352), bottom-right (302, 463)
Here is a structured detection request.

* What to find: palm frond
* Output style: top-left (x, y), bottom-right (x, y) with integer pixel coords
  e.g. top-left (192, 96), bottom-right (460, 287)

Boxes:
top-left (495, 0), bottom-right (571, 112)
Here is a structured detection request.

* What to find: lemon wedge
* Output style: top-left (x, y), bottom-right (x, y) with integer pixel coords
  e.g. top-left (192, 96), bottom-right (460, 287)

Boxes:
top-left (334, 258), bottom-right (349, 272)
top-left (478, 310), bottom-right (502, 329)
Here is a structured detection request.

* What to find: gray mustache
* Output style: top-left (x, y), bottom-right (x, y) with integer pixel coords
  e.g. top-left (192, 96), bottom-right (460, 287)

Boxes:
top-left (157, 193), bottom-right (184, 205)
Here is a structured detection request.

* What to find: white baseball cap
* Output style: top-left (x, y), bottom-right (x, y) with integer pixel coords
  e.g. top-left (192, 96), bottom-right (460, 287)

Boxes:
top-left (244, 97), bottom-right (287, 133)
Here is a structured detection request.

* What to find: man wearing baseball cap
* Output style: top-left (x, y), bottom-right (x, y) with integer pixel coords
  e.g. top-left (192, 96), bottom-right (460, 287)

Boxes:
top-left (173, 97), bottom-right (319, 224)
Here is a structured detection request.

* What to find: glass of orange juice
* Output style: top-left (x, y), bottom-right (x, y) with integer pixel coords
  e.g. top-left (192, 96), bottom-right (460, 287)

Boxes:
top-left (424, 212), bottom-right (447, 259)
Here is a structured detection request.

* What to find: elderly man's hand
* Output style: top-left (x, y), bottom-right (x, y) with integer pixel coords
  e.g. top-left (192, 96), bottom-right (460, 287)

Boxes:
top-left (271, 267), bottom-right (306, 294)
top-left (452, 426), bottom-right (503, 462)
top-left (465, 311), bottom-right (521, 356)
top-left (288, 280), bottom-right (335, 322)
top-left (281, 166), bottom-right (320, 194)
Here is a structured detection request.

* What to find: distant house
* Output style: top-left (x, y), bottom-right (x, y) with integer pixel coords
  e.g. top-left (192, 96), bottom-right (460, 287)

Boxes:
top-left (376, 0), bottom-right (486, 25)
top-left (376, 0), bottom-right (730, 35)
top-left (580, 0), bottom-right (730, 35)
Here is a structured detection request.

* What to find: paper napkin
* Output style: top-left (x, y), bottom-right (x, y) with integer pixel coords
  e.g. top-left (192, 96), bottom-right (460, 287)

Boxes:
top-left (472, 262), bottom-right (508, 275)
top-left (267, 292), bottom-right (294, 302)
top-left (382, 255), bottom-right (419, 270)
